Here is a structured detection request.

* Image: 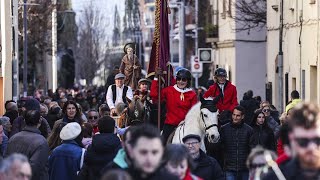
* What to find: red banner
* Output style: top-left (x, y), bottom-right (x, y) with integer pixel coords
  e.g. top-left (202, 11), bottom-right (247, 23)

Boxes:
top-left (147, 0), bottom-right (174, 87)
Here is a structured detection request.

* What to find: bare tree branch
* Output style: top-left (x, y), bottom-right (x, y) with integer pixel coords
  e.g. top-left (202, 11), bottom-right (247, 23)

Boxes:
top-left (76, 4), bottom-right (108, 85)
top-left (234, 0), bottom-right (266, 32)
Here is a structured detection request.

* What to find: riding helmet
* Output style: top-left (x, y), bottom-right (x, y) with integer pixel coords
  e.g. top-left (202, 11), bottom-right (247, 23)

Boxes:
top-left (176, 68), bottom-right (192, 80)
top-left (214, 68), bottom-right (227, 77)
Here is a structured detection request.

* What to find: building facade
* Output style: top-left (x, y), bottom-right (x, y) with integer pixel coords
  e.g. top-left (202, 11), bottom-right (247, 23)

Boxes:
top-left (267, 0), bottom-right (320, 108)
top-left (209, 0), bottom-right (267, 101)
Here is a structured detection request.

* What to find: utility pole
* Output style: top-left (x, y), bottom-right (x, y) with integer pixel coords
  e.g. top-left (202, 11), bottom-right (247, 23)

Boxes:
top-left (194, 0), bottom-right (199, 88)
top-left (194, 0), bottom-right (198, 56)
top-left (52, 0), bottom-right (58, 91)
top-left (12, 0), bottom-right (19, 101)
top-left (23, 0), bottom-right (28, 97)
top-left (278, 0), bottom-right (284, 112)
top-left (179, 0), bottom-right (185, 67)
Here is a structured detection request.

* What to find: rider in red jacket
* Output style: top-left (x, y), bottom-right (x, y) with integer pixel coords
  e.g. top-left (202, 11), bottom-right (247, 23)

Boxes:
top-left (150, 68), bottom-right (197, 143)
top-left (203, 68), bottom-right (238, 113)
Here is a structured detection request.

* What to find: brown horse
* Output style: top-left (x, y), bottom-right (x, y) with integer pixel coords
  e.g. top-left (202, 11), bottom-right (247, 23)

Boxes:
top-left (118, 96), bottom-right (146, 127)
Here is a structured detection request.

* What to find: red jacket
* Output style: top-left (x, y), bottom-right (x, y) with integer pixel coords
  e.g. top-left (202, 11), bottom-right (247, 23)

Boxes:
top-left (150, 80), bottom-right (197, 126)
top-left (203, 81), bottom-right (238, 112)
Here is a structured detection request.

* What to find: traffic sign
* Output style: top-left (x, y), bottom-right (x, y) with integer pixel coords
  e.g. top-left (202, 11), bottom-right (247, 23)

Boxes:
top-left (191, 55), bottom-right (203, 73)
top-left (198, 48), bottom-right (213, 63)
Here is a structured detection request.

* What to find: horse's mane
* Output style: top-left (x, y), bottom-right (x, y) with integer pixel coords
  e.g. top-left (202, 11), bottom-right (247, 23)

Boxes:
top-left (184, 102), bottom-right (201, 124)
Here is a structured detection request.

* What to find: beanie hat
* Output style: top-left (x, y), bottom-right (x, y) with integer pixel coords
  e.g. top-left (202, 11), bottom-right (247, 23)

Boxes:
top-left (60, 122), bottom-right (82, 140)
top-left (24, 98), bottom-right (40, 111)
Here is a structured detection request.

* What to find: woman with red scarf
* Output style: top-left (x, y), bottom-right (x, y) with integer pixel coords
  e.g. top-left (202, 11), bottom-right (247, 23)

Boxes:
top-left (164, 144), bottom-right (203, 180)
top-left (150, 68), bottom-right (197, 143)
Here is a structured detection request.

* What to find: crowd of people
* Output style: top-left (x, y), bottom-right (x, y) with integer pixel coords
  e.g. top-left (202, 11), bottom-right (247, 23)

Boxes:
top-left (0, 66), bottom-right (319, 180)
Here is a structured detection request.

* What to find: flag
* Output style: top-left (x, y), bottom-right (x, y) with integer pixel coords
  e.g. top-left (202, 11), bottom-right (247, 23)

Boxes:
top-left (147, 0), bottom-right (174, 86)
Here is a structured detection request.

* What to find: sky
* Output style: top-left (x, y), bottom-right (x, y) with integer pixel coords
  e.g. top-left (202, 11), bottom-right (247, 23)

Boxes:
top-left (71, 0), bottom-right (125, 37)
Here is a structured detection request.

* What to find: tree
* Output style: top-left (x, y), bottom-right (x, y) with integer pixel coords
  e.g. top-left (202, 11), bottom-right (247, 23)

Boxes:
top-left (18, 0), bottom-right (53, 92)
top-left (234, 0), bottom-right (266, 31)
top-left (75, 3), bottom-right (109, 85)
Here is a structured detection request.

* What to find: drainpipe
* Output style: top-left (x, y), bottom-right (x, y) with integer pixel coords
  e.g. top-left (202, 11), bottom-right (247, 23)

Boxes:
top-left (278, 0), bottom-right (284, 112)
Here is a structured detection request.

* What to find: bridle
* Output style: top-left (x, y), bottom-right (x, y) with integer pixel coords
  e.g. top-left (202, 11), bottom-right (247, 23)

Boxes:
top-left (200, 104), bottom-right (218, 132)
top-left (126, 99), bottom-right (145, 126)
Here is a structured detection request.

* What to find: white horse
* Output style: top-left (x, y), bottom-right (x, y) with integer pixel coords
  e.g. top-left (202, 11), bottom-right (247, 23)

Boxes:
top-left (172, 96), bottom-right (220, 151)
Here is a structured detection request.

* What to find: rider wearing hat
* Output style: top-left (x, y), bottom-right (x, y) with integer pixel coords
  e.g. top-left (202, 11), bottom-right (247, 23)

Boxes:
top-left (106, 73), bottom-right (133, 116)
top-left (134, 78), bottom-right (151, 102)
top-left (150, 68), bottom-right (197, 143)
top-left (203, 68), bottom-right (238, 113)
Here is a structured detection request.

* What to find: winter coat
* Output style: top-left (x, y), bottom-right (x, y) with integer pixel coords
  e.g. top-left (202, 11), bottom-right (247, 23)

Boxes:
top-left (53, 116), bottom-right (82, 130)
top-left (150, 81), bottom-right (197, 126)
top-left (250, 124), bottom-right (276, 151)
top-left (262, 158), bottom-right (320, 180)
top-left (0, 133), bottom-right (8, 157)
top-left (203, 81), bottom-right (238, 112)
top-left (192, 150), bottom-right (224, 180)
top-left (126, 166), bottom-right (179, 180)
top-left (266, 116), bottom-right (280, 138)
top-left (220, 121), bottom-right (253, 171)
top-left (78, 133), bottom-right (122, 180)
top-left (6, 126), bottom-right (49, 180)
top-left (100, 148), bottom-right (129, 176)
top-left (48, 140), bottom-right (83, 180)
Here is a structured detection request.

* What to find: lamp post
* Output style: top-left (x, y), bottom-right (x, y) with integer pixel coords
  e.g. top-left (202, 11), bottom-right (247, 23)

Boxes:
top-left (23, 0), bottom-right (28, 97)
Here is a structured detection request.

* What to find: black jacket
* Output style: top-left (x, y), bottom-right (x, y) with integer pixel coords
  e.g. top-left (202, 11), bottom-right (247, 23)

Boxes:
top-left (126, 167), bottom-right (179, 180)
top-left (262, 158), bottom-right (320, 180)
top-left (78, 133), bottom-right (122, 180)
top-left (220, 121), bottom-right (253, 171)
top-left (192, 150), bottom-right (224, 180)
top-left (250, 124), bottom-right (276, 151)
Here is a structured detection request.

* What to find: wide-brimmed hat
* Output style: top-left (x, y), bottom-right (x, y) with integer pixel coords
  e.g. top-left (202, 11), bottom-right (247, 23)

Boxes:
top-left (60, 122), bottom-right (81, 141)
top-left (182, 134), bottom-right (201, 143)
top-left (123, 43), bottom-right (135, 54)
top-left (115, 73), bottom-right (125, 80)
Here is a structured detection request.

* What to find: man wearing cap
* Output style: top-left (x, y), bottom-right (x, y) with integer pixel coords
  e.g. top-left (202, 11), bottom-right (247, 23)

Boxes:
top-left (183, 134), bottom-right (224, 180)
top-left (48, 122), bottom-right (84, 180)
top-left (134, 78), bottom-right (151, 101)
top-left (203, 68), bottom-right (238, 113)
top-left (6, 110), bottom-right (49, 180)
top-left (120, 43), bottom-right (141, 90)
top-left (106, 73), bottom-right (133, 116)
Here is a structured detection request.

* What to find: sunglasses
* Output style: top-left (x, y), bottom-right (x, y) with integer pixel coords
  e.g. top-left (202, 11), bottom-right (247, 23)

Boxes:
top-left (257, 116), bottom-right (264, 118)
top-left (88, 116), bottom-right (98, 120)
top-left (249, 163), bottom-right (265, 169)
top-left (262, 109), bottom-right (270, 113)
top-left (176, 77), bottom-right (187, 82)
top-left (295, 137), bottom-right (320, 148)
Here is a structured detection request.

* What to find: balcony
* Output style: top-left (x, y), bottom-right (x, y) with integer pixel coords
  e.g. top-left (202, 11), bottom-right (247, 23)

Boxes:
top-left (205, 24), bottom-right (218, 43)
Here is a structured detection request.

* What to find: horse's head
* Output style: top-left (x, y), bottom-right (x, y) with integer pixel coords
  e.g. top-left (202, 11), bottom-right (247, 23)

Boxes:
top-left (199, 96), bottom-right (220, 143)
top-left (126, 96), bottom-right (145, 126)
